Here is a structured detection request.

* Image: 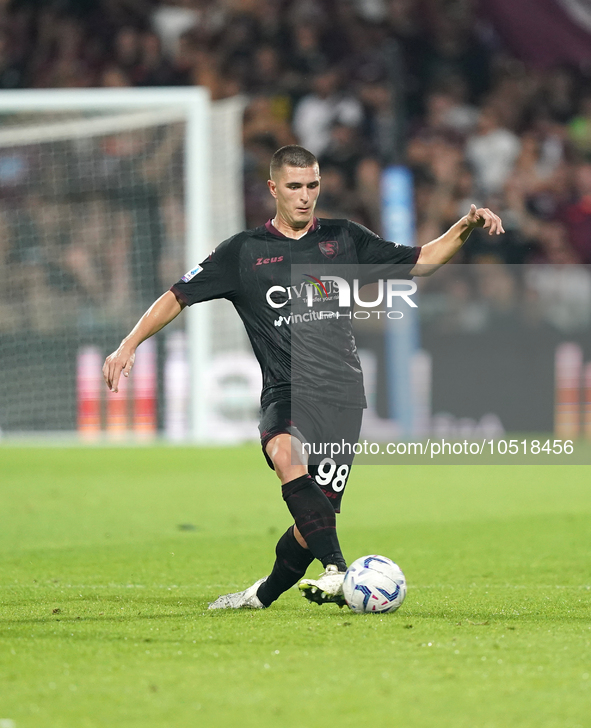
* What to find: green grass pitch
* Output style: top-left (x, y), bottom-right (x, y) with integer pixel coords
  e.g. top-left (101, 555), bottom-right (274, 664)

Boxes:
top-left (0, 445), bottom-right (590, 728)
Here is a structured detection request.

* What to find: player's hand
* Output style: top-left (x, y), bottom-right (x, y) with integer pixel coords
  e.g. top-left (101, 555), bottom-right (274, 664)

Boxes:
top-left (103, 343), bottom-right (135, 393)
top-left (465, 204), bottom-right (505, 235)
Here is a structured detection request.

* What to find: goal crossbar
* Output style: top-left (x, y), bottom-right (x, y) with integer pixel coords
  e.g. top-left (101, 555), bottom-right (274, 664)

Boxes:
top-left (0, 107), bottom-right (187, 147)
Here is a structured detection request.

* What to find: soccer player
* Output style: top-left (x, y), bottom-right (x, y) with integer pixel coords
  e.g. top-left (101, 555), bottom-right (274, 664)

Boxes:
top-left (102, 145), bottom-right (504, 610)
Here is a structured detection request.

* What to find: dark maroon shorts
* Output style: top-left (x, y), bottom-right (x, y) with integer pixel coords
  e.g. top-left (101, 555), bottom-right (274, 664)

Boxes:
top-left (259, 397), bottom-right (363, 513)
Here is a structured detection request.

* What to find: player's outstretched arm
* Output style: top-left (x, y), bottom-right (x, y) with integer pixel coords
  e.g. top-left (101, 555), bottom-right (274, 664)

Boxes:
top-left (103, 290), bottom-right (185, 392)
top-left (411, 205), bottom-right (504, 276)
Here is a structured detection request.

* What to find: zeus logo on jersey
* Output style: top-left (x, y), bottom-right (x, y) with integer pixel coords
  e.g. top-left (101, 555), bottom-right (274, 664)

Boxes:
top-left (266, 277), bottom-right (418, 309)
top-left (256, 256), bottom-right (283, 265)
top-left (181, 265), bottom-right (203, 282)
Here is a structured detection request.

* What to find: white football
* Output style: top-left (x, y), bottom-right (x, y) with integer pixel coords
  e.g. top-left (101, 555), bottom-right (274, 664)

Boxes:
top-left (343, 555), bottom-right (406, 614)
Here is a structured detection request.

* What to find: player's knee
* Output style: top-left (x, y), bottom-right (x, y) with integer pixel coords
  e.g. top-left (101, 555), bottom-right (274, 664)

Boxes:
top-left (274, 454), bottom-right (306, 483)
top-left (266, 435), bottom-right (306, 483)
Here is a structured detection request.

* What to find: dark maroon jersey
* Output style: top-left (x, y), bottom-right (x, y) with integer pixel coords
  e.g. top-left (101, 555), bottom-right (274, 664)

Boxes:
top-left (171, 218), bottom-right (420, 408)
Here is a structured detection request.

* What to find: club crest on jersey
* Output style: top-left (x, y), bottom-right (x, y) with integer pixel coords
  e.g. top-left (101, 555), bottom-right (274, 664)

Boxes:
top-left (319, 240), bottom-right (339, 259)
top-left (181, 265), bottom-right (203, 282)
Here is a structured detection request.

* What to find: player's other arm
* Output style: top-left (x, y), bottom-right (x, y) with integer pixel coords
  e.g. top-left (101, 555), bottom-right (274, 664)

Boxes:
top-left (411, 205), bottom-right (504, 276)
top-left (103, 290), bottom-right (186, 392)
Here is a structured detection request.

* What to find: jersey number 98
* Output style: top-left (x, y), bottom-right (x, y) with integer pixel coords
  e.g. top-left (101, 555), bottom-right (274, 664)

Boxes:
top-left (315, 457), bottom-right (350, 492)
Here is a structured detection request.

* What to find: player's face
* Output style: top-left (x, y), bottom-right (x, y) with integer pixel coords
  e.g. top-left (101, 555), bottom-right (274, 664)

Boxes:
top-left (268, 165), bottom-right (321, 229)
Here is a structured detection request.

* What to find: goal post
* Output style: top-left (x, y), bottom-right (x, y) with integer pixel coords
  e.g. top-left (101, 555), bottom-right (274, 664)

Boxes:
top-left (0, 88), bottom-right (253, 443)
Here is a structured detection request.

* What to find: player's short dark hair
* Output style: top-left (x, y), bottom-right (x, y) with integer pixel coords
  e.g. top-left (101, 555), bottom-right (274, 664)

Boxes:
top-left (270, 145), bottom-right (318, 178)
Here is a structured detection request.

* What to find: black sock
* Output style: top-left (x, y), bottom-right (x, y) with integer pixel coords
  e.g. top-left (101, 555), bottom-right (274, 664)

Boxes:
top-left (256, 526), bottom-right (315, 607)
top-left (280, 474), bottom-right (346, 571)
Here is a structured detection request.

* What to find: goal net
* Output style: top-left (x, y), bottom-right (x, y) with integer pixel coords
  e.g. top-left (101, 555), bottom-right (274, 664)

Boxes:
top-left (0, 89), bottom-right (257, 443)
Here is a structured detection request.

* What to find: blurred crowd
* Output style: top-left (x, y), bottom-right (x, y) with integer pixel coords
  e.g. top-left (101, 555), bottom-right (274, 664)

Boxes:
top-left (1, 0), bottom-right (591, 334)
top-left (1, 0), bottom-right (590, 258)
